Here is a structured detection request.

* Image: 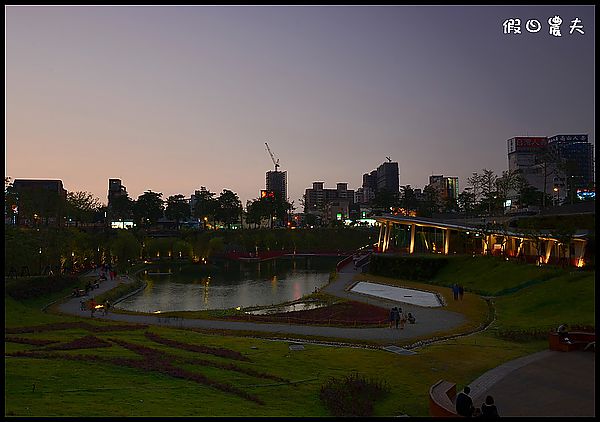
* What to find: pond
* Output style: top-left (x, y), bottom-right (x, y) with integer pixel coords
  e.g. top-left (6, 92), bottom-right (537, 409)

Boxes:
top-left (115, 256), bottom-right (340, 313)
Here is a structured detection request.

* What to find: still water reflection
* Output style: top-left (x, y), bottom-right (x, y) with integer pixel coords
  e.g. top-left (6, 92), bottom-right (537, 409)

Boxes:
top-left (115, 256), bottom-right (339, 313)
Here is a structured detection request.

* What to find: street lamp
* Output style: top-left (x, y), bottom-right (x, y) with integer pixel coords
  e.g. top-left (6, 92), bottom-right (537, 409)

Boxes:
top-left (39, 247), bottom-right (42, 275)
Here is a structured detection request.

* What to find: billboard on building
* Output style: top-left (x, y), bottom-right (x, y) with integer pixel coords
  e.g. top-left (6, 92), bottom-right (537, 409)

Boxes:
top-left (507, 137), bottom-right (547, 153)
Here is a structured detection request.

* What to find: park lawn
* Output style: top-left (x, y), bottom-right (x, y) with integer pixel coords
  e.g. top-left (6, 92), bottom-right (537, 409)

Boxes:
top-left (5, 260), bottom-right (594, 417)
top-left (431, 255), bottom-right (563, 296)
top-left (5, 316), bottom-right (544, 417)
top-left (492, 270), bottom-right (595, 331)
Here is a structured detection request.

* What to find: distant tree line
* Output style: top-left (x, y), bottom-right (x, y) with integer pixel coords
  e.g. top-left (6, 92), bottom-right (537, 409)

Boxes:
top-left (367, 168), bottom-right (585, 218)
top-left (4, 224), bottom-right (376, 276)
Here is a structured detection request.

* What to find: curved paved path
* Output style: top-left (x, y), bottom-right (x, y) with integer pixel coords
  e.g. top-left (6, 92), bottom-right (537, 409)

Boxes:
top-left (55, 263), bottom-right (466, 344)
top-left (469, 350), bottom-right (595, 416)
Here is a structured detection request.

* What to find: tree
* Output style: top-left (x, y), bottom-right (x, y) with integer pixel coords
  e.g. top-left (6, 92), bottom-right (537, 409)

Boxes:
top-left (442, 196), bottom-right (459, 213)
top-left (192, 187), bottom-right (218, 229)
top-left (245, 199), bottom-right (266, 228)
top-left (516, 177), bottom-right (544, 208)
top-left (399, 185), bottom-right (418, 212)
top-left (66, 191), bottom-right (102, 226)
top-left (215, 189), bottom-right (242, 228)
top-left (372, 189), bottom-right (398, 210)
top-left (261, 192), bottom-right (291, 228)
top-left (457, 189), bottom-right (476, 218)
top-left (418, 185), bottom-right (439, 217)
top-left (133, 191), bottom-right (164, 226)
top-left (109, 194), bottom-right (134, 220)
top-left (4, 178), bottom-right (18, 223)
top-left (165, 194), bottom-right (190, 229)
top-left (467, 172), bottom-right (483, 204)
top-left (495, 170), bottom-right (521, 213)
top-left (110, 230), bottom-right (140, 271)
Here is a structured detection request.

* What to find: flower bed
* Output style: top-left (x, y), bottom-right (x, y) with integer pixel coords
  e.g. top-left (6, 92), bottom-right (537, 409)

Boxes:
top-left (5, 350), bottom-right (264, 405)
top-left (5, 322), bottom-right (149, 335)
top-left (43, 335), bottom-right (112, 350)
top-left (107, 338), bottom-right (264, 404)
top-left (144, 331), bottom-right (250, 362)
top-left (4, 336), bottom-right (59, 346)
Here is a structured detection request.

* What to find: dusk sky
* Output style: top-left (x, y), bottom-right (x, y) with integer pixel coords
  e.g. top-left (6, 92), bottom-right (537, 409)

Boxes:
top-left (6, 5), bottom-right (595, 207)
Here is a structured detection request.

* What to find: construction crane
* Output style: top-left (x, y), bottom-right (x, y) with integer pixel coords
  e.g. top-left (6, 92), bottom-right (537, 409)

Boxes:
top-left (265, 142), bottom-right (280, 172)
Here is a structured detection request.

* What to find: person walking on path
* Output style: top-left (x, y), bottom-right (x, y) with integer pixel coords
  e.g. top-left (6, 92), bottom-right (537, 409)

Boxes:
top-left (88, 298), bottom-right (98, 318)
top-left (480, 395), bottom-right (499, 418)
top-left (392, 307), bottom-right (401, 329)
top-left (455, 386), bottom-right (475, 417)
top-left (399, 308), bottom-right (407, 329)
top-left (389, 307), bottom-right (395, 329)
top-left (452, 283), bottom-right (459, 301)
top-left (458, 284), bottom-right (464, 300)
top-left (103, 300), bottom-right (111, 316)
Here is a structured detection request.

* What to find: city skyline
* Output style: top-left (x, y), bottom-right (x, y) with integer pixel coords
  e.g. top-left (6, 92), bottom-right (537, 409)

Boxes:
top-left (6, 5), bottom-right (595, 205)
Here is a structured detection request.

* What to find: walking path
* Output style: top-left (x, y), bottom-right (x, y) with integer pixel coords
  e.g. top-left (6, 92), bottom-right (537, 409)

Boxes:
top-left (470, 350), bottom-right (595, 416)
top-left (55, 264), bottom-right (466, 344)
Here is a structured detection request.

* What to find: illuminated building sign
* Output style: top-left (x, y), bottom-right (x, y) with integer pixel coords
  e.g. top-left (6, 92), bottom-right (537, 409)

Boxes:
top-left (111, 221), bottom-right (135, 229)
top-left (508, 136), bottom-right (547, 153)
top-left (260, 190), bottom-right (275, 199)
top-left (576, 189), bottom-right (595, 200)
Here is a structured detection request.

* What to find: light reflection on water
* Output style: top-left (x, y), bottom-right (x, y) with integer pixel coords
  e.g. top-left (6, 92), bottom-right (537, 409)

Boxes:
top-left (115, 257), bottom-right (337, 313)
top-left (245, 302), bottom-right (328, 315)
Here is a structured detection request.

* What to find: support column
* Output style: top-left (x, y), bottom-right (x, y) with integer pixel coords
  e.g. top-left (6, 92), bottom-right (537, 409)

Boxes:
top-left (377, 222), bottom-right (384, 251)
top-left (544, 240), bottom-right (555, 264)
top-left (383, 222), bottom-right (391, 252)
top-left (573, 240), bottom-right (586, 266)
top-left (409, 224), bottom-right (416, 254)
top-left (444, 229), bottom-right (450, 255)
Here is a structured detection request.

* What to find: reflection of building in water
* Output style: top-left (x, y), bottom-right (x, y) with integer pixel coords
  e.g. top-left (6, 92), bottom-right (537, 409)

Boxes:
top-left (143, 278), bottom-right (154, 296)
top-left (271, 275), bottom-right (278, 294)
top-left (293, 282), bottom-right (301, 301)
top-left (203, 277), bottom-right (210, 305)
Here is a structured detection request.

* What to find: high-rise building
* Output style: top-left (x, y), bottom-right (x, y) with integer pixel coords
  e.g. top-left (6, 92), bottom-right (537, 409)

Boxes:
top-left (507, 136), bottom-right (557, 198)
top-left (358, 161), bottom-right (399, 204)
top-left (507, 134), bottom-right (594, 205)
top-left (377, 161), bottom-right (400, 193)
top-left (304, 181), bottom-right (354, 220)
top-left (108, 178), bottom-right (128, 207)
top-left (547, 134), bottom-right (594, 192)
top-left (12, 179), bottom-right (68, 226)
top-left (266, 170), bottom-right (287, 201)
top-left (427, 175), bottom-right (459, 204)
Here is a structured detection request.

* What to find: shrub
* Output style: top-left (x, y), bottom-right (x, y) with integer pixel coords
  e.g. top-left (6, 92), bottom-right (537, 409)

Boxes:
top-left (5, 275), bottom-right (81, 300)
top-left (319, 372), bottom-right (389, 416)
top-left (368, 255), bottom-right (448, 281)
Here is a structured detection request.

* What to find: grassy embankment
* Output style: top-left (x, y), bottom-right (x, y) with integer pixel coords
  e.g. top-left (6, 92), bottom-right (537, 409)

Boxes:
top-left (5, 256), bottom-right (594, 417)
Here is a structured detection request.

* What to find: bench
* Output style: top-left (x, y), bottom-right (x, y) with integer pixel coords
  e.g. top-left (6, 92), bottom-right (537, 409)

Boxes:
top-left (549, 331), bottom-right (595, 352)
top-left (429, 379), bottom-right (459, 417)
